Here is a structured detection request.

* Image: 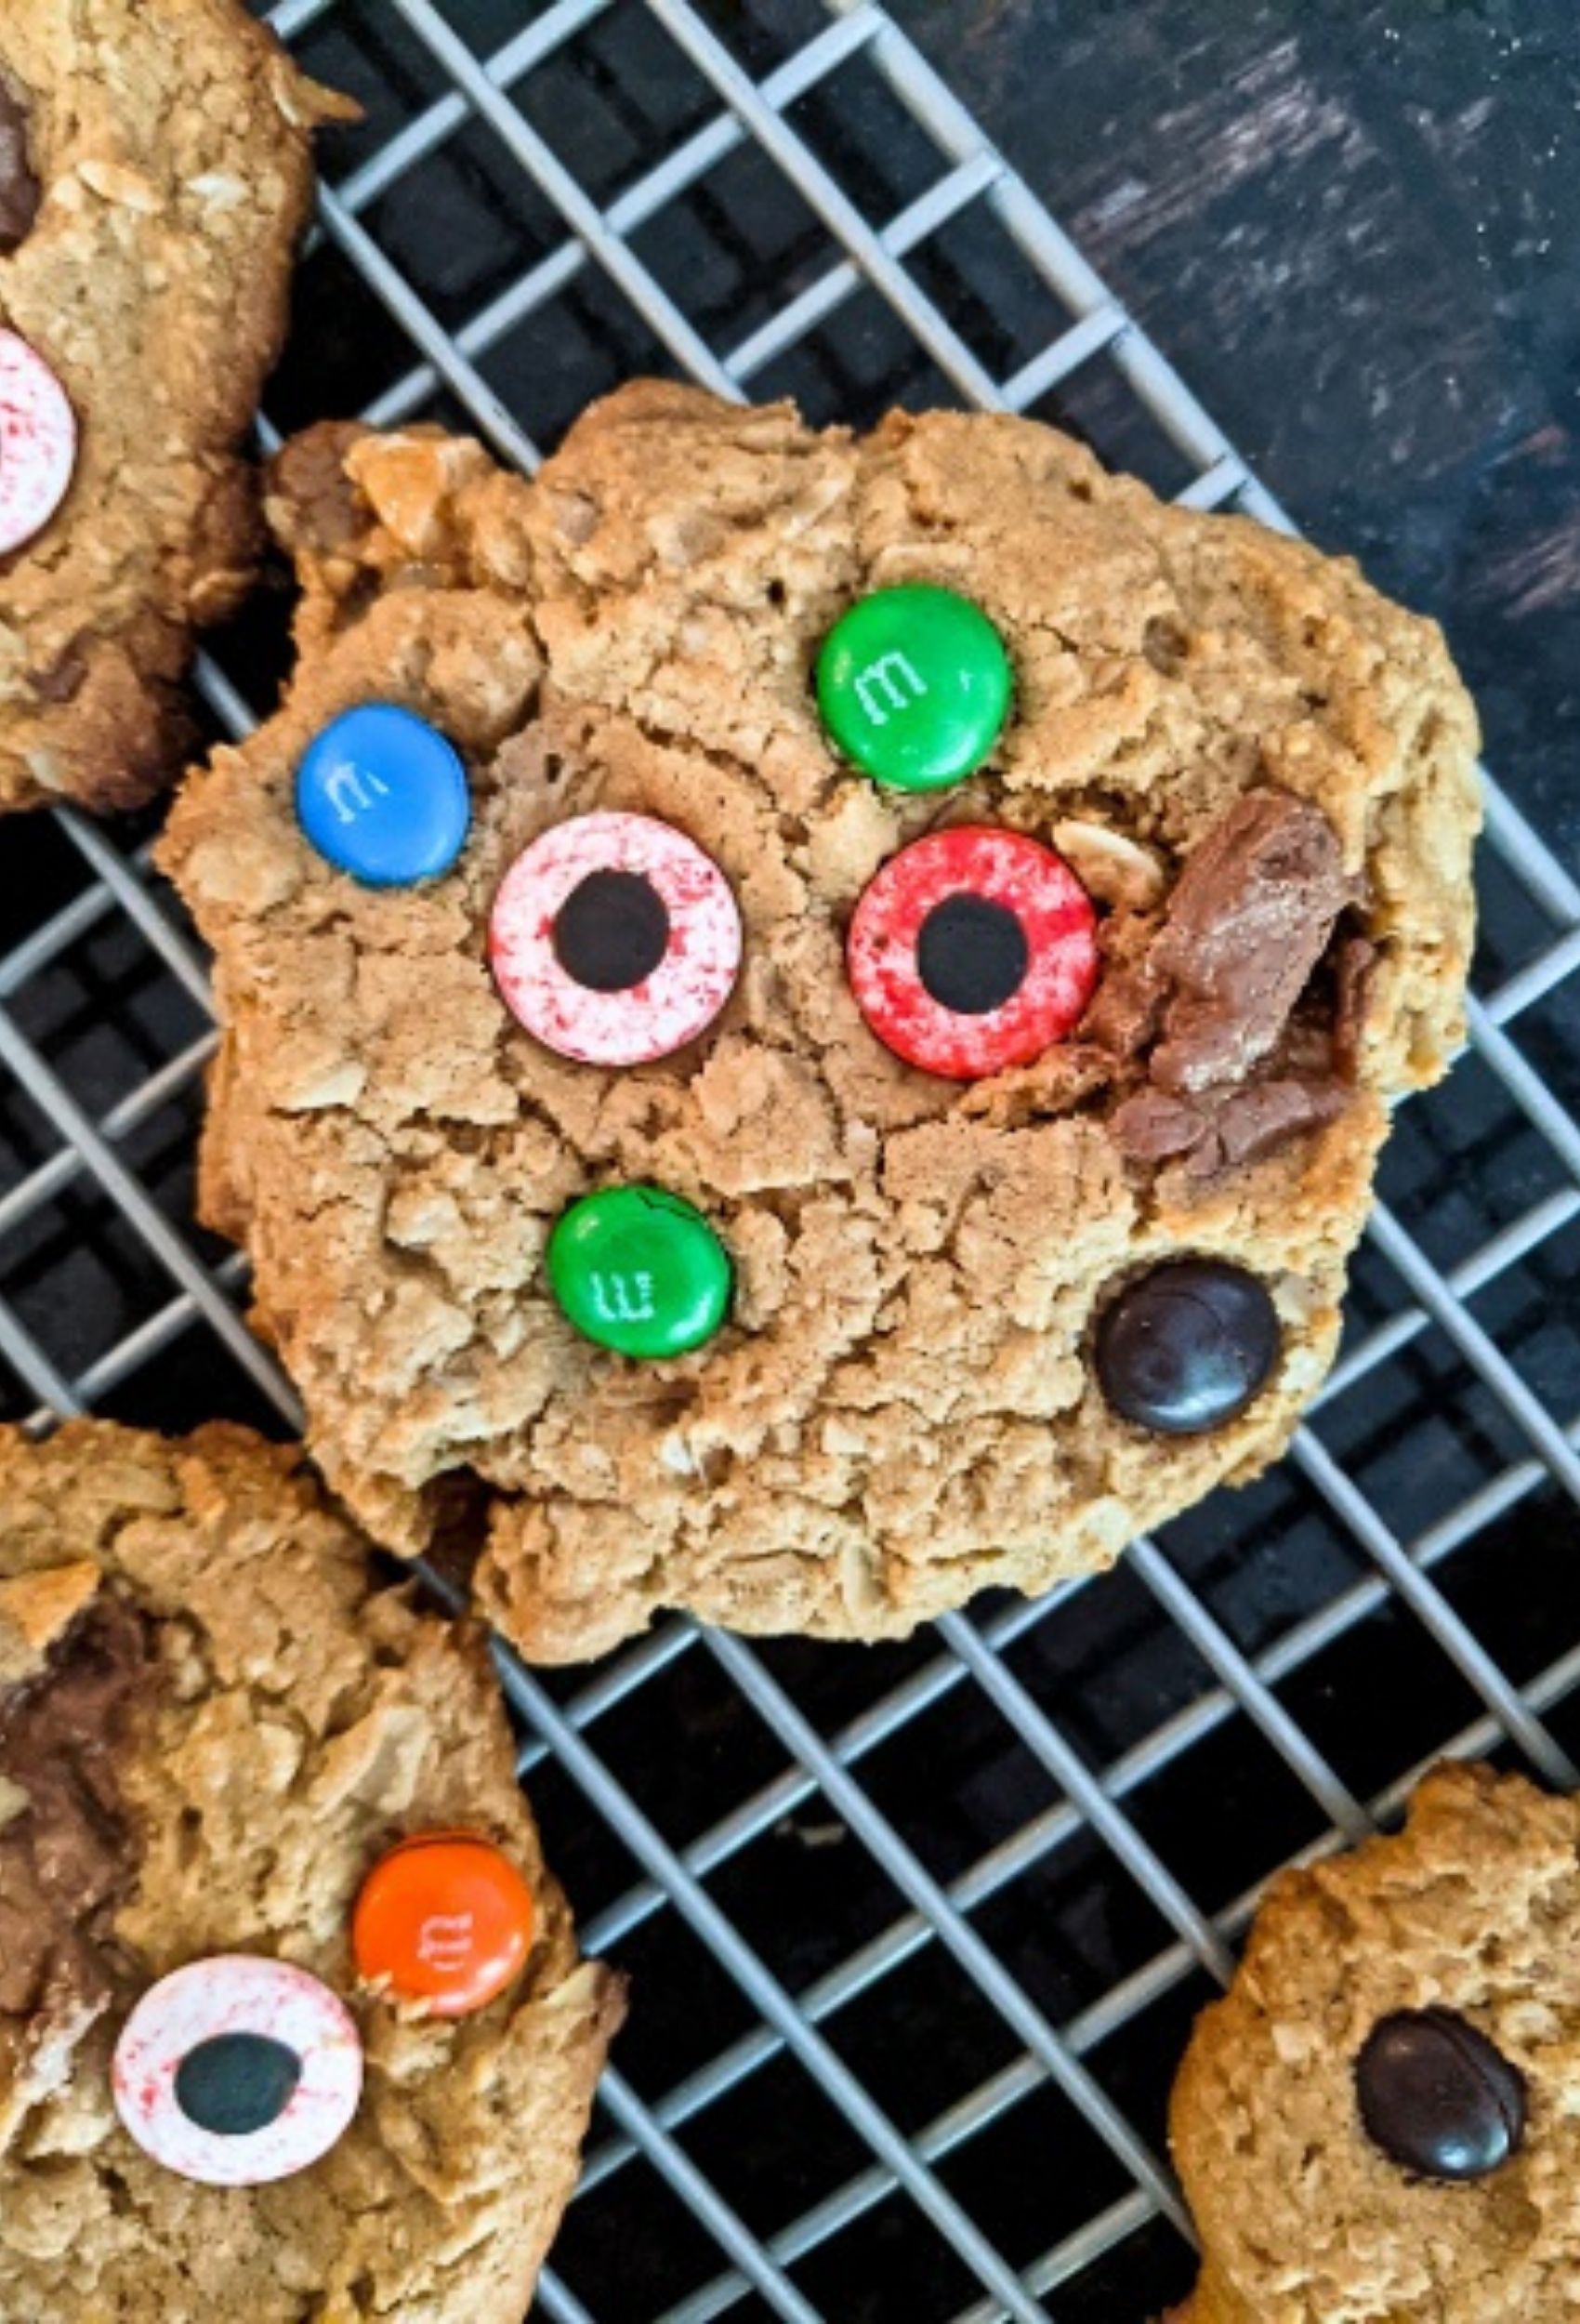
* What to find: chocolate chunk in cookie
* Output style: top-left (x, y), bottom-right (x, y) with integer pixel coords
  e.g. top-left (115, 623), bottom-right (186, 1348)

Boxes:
top-left (0, 74), bottom-right (40, 256)
top-left (1095, 786), bottom-right (1366, 1182)
top-left (0, 1591), bottom-right (150, 2027)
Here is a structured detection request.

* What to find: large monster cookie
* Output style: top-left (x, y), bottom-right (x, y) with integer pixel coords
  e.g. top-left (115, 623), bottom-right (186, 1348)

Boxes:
top-left (0, 0), bottom-right (349, 812)
top-left (0, 1422), bottom-right (622, 2320)
top-left (1169, 1763), bottom-right (1580, 2323)
top-left (160, 385), bottom-right (1481, 1660)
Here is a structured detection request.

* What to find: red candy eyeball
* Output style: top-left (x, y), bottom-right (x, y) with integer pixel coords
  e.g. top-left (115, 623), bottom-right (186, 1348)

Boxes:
top-left (848, 825), bottom-right (1098, 1079)
top-left (490, 811), bottom-right (741, 1066)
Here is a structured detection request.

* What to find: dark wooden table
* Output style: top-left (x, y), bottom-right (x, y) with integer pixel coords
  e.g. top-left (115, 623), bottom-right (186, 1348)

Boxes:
top-left (911, 0), bottom-right (1580, 871)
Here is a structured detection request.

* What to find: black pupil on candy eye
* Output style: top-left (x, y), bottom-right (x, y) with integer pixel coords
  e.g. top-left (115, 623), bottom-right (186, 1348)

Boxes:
top-left (175, 2032), bottom-right (303, 2137)
top-left (554, 869), bottom-right (671, 993)
top-left (915, 894), bottom-right (1029, 1015)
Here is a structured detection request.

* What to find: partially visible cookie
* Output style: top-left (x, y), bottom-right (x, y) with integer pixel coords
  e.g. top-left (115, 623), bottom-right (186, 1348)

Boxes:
top-left (0, 1), bottom-right (350, 813)
top-left (0, 1421), bottom-right (623, 2322)
top-left (1170, 1763), bottom-right (1580, 2323)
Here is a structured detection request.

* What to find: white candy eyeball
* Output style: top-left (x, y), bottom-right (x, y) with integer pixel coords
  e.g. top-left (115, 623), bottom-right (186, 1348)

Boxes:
top-left (490, 810), bottom-right (741, 1066)
top-left (112, 1955), bottom-right (362, 2187)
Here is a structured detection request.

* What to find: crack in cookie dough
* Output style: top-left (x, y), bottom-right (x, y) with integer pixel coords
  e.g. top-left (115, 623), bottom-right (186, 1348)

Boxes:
top-left (161, 386), bottom-right (1481, 1660)
top-left (0, 1423), bottom-right (623, 2319)
top-left (0, 1), bottom-right (352, 813)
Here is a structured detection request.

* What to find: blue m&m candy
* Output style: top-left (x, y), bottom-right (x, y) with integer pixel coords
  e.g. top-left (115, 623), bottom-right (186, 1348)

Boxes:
top-left (296, 705), bottom-right (471, 886)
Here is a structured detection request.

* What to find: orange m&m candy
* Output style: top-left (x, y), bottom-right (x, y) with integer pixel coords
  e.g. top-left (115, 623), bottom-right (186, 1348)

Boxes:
top-left (352, 1833), bottom-right (534, 2017)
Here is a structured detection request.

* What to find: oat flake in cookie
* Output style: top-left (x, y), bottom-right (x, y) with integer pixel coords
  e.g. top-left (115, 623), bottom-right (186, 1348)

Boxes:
top-left (159, 385), bottom-right (1481, 1661)
top-left (1168, 1763), bottom-right (1580, 2323)
top-left (0, 1423), bottom-right (623, 2321)
top-left (0, 1), bottom-right (353, 814)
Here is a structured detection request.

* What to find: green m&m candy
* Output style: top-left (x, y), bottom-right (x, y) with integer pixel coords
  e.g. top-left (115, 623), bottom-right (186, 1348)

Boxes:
top-left (816, 583), bottom-right (1012, 792)
top-left (547, 1185), bottom-right (731, 1359)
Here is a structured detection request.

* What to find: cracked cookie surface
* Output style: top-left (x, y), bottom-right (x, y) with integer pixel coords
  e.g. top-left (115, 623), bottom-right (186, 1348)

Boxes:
top-left (1170, 1764), bottom-right (1580, 2324)
top-left (0, 0), bottom-right (349, 813)
top-left (160, 385), bottom-right (1480, 1661)
top-left (0, 1421), bottom-right (622, 2321)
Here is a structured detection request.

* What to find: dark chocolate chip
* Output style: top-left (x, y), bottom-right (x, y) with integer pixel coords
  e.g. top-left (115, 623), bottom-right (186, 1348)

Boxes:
top-left (916, 894), bottom-right (1029, 1015)
top-left (1094, 1258), bottom-right (1279, 1433)
top-left (553, 868), bottom-right (671, 993)
top-left (1355, 2008), bottom-right (1526, 2182)
top-left (175, 2032), bottom-right (303, 2138)
top-left (0, 77), bottom-right (41, 258)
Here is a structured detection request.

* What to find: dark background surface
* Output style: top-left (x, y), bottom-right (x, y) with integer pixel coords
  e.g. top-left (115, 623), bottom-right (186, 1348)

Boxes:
top-left (918, 0), bottom-right (1580, 868)
top-left (2, 6), bottom-right (1579, 2319)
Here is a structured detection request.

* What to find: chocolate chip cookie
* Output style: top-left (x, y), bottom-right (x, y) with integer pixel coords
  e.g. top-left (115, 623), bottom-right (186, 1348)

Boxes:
top-left (0, 0), bottom-right (350, 813)
top-left (1169, 1763), bottom-right (1580, 2323)
top-left (159, 385), bottom-right (1481, 1661)
top-left (0, 1421), bottom-right (622, 2320)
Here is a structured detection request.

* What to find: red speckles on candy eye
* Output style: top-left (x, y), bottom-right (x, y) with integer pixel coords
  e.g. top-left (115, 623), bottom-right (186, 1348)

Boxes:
top-left (490, 811), bottom-right (741, 1066)
top-left (848, 825), bottom-right (1099, 1079)
top-left (112, 1956), bottom-right (362, 2187)
top-left (0, 329), bottom-right (76, 557)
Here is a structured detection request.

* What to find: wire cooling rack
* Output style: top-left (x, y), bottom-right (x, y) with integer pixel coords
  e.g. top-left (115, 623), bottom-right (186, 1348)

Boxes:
top-left (3, 3), bottom-right (1579, 2317)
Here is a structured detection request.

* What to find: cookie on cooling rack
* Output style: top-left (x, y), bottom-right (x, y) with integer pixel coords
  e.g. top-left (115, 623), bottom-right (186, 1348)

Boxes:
top-left (0, 0), bottom-right (352, 814)
top-left (1169, 1762), bottom-right (1580, 2324)
top-left (158, 383), bottom-right (1480, 1661)
top-left (0, 1420), bottom-right (622, 2321)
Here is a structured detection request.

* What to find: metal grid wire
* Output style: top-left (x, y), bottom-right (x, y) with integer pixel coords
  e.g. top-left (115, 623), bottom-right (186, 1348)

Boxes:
top-left (2, 3), bottom-right (1579, 2316)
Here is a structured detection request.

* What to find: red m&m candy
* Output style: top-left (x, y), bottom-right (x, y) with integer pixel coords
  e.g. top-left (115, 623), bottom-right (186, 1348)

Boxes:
top-left (490, 812), bottom-right (740, 1066)
top-left (848, 826), bottom-right (1098, 1079)
top-left (353, 1832), bottom-right (535, 2017)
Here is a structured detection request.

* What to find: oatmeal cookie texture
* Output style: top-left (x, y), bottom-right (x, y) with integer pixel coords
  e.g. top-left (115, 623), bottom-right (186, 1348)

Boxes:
top-left (1169, 1763), bottom-right (1580, 2324)
top-left (0, 0), bottom-right (350, 813)
top-left (159, 385), bottom-right (1481, 1661)
top-left (0, 1422), bottom-right (622, 2322)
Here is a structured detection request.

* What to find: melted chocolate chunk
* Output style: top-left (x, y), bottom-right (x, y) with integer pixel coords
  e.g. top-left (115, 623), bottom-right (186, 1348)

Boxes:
top-left (554, 867), bottom-right (671, 993)
top-left (0, 76), bottom-right (40, 258)
top-left (176, 2032), bottom-right (303, 2137)
top-left (1149, 789), bottom-right (1353, 1094)
top-left (1112, 1076), bottom-right (1350, 1179)
top-left (1331, 931), bottom-right (1377, 1082)
top-left (0, 1594), bottom-right (153, 2024)
top-left (916, 894), bottom-right (1029, 1015)
top-left (1091, 788), bottom-right (1362, 1182)
top-left (1356, 2009), bottom-right (1526, 2182)
top-left (1095, 1259), bottom-right (1280, 1434)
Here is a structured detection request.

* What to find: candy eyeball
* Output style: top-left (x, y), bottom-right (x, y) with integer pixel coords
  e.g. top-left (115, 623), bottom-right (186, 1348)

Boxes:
top-left (112, 1955), bottom-right (362, 2187)
top-left (816, 584), bottom-right (1012, 792)
top-left (1355, 2008), bottom-right (1528, 2183)
top-left (0, 328), bottom-right (77, 558)
top-left (352, 1831), bottom-right (535, 2018)
top-left (847, 825), bottom-right (1099, 1079)
top-left (295, 703), bottom-right (472, 887)
top-left (491, 810), bottom-right (741, 1066)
